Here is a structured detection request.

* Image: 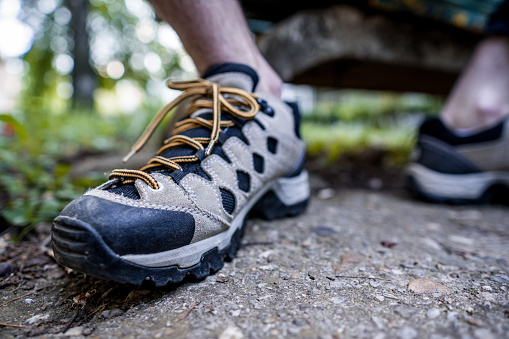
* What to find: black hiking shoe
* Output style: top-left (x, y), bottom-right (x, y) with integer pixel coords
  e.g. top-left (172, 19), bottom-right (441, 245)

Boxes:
top-left (405, 117), bottom-right (509, 204)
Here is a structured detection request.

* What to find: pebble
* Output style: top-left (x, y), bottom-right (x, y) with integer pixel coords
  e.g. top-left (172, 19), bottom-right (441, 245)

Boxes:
top-left (0, 262), bottom-right (15, 276)
top-left (219, 325), bottom-right (244, 339)
top-left (397, 327), bottom-right (418, 339)
top-left (394, 305), bottom-right (419, 319)
top-left (312, 226), bottom-right (338, 237)
top-left (448, 235), bottom-right (475, 246)
top-left (101, 308), bottom-right (124, 319)
top-left (317, 188), bottom-right (335, 200)
top-left (25, 314), bottom-right (49, 325)
top-left (426, 308), bottom-right (441, 319)
top-left (490, 274), bottom-right (509, 283)
top-left (23, 298), bottom-right (34, 304)
top-left (263, 317), bottom-right (276, 324)
top-left (407, 279), bottom-right (451, 295)
top-left (481, 285), bottom-right (493, 291)
top-left (216, 273), bottom-right (229, 283)
top-left (375, 295), bottom-right (385, 302)
top-left (65, 326), bottom-right (84, 336)
top-left (426, 222), bottom-right (441, 231)
top-left (293, 319), bottom-right (304, 326)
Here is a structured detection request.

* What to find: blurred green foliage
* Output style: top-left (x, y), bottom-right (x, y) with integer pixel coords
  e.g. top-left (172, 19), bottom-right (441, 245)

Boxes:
top-left (300, 91), bottom-right (442, 165)
top-left (0, 109), bottom-right (148, 238)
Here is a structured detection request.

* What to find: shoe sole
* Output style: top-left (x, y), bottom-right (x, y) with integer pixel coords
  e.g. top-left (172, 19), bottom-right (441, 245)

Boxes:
top-left (405, 163), bottom-right (509, 205)
top-left (51, 171), bottom-right (310, 286)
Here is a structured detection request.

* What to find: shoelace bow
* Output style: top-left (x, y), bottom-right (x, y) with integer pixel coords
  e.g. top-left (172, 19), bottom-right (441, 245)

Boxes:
top-left (109, 78), bottom-right (260, 190)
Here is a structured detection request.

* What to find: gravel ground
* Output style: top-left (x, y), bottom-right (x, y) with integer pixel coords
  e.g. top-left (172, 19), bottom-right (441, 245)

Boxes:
top-left (1, 180), bottom-right (508, 338)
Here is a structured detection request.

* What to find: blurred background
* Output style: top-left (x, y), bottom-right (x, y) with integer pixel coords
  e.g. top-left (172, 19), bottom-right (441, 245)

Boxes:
top-left (2, 0), bottom-right (491, 236)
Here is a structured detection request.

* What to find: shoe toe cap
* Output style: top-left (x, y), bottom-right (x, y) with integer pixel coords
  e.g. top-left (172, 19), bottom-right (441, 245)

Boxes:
top-left (53, 195), bottom-right (195, 256)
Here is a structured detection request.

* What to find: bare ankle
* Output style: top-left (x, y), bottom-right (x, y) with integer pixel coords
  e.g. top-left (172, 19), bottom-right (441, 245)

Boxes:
top-left (253, 58), bottom-right (283, 98)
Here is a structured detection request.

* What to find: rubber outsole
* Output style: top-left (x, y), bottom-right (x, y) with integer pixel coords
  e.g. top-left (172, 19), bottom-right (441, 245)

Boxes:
top-left (51, 186), bottom-right (309, 286)
top-left (404, 175), bottom-right (509, 205)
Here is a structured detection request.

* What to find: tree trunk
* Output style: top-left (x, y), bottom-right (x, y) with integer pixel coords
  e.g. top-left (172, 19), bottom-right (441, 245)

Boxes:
top-left (69, 0), bottom-right (96, 109)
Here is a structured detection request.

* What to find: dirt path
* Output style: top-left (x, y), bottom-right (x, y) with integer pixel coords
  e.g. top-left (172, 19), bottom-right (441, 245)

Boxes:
top-left (1, 175), bottom-right (508, 338)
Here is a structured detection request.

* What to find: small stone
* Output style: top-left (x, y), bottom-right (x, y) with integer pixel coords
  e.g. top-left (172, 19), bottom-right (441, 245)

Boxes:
top-left (397, 327), bottom-right (418, 339)
top-left (426, 222), bottom-right (441, 231)
top-left (101, 308), bottom-right (124, 319)
top-left (216, 273), bottom-right (229, 283)
top-left (219, 325), bottom-right (244, 339)
top-left (465, 317), bottom-right (485, 327)
top-left (0, 262), bottom-right (15, 276)
top-left (25, 314), bottom-right (49, 325)
top-left (480, 292), bottom-right (496, 303)
top-left (312, 226), bottom-right (337, 237)
top-left (381, 240), bottom-right (397, 248)
top-left (82, 327), bottom-right (93, 336)
top-left (263, 317), bottom-right (276, 324)
top-left (375, 295), bottom-right (385, 302)
top-left (293, 319), bottom-right (304, 326)
top-left (407, 279), bottom-right (451, 295)
top-left (448, 235), bottom-right (474, 246)
top-left (394, 305), bottom-right (418, 319)
top-left (317, 188), bottom-right (334, 200)
top-left (329, 296), bottom-right (345, 304)
top-left (65, 326), bottom-right (84, 336)
top-left (426, 308), bottom-right (441, 319)
top-left (231, 310), bottom-right (240, 317)
top-left (23, 298), bottom-right (34, 304)
top-left (481, 285), bottom-right (493, 291)
top-left (490, 274), bottom-right (509, 283)
top-left (21, 281), bottom-right (35, 290)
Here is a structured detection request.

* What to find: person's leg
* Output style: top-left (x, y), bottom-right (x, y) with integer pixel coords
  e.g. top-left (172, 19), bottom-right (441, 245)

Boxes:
top-left (404, 1), bottom-right (509, 204)
top-left (440, 0), bottom-right (509, 132)
top-left (147, 0), bottom-right (282, 97)
top-left (440, 36), bottom-right (509, 132)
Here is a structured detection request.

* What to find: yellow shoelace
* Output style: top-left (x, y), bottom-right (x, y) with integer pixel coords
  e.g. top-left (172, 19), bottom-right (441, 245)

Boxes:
top-left (109, 78), bottom-right (260, 190)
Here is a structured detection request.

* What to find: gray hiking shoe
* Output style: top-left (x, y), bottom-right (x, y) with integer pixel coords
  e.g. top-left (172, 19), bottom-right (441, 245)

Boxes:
top-left (51, 63), bottom-right (309, 285)
top-left (405, 117), bottom-right (509, 204)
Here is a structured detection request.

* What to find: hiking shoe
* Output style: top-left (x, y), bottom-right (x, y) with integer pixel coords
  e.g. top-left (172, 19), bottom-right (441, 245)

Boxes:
top-left (51, 63), bottom-right (310, 285)
top-left (405, 117), bottom-right (509, 204)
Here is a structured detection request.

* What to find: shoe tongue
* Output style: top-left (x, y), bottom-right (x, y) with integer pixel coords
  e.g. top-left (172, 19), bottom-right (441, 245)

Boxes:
top-left (202, 63), bottom-right (259, 92)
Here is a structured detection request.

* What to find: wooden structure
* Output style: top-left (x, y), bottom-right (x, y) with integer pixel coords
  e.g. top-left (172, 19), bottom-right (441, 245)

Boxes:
top-left (242, 1), bottom-right (484, 94)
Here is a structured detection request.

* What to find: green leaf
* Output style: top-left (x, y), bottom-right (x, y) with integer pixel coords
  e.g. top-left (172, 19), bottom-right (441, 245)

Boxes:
top-left (0, 114), bottom-right (28, 143)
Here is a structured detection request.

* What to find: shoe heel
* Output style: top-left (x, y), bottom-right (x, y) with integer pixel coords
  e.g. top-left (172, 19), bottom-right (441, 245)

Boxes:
top-left (250, 170), bottom-right (310, 220)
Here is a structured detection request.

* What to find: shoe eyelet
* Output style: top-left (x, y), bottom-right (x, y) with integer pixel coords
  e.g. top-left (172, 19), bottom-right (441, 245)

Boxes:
top-left (148, 182), bottom-right (164, 192)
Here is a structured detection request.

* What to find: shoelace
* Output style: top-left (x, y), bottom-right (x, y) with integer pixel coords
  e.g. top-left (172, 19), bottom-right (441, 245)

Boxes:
top-left (109, 78), bottom-right (260, 189)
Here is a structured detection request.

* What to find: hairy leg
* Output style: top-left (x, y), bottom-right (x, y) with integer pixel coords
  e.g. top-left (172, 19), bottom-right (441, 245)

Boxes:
top-left (147, 0), bottom-right (282, 97)
top-left (440, 36), bottom-right (509, 132)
